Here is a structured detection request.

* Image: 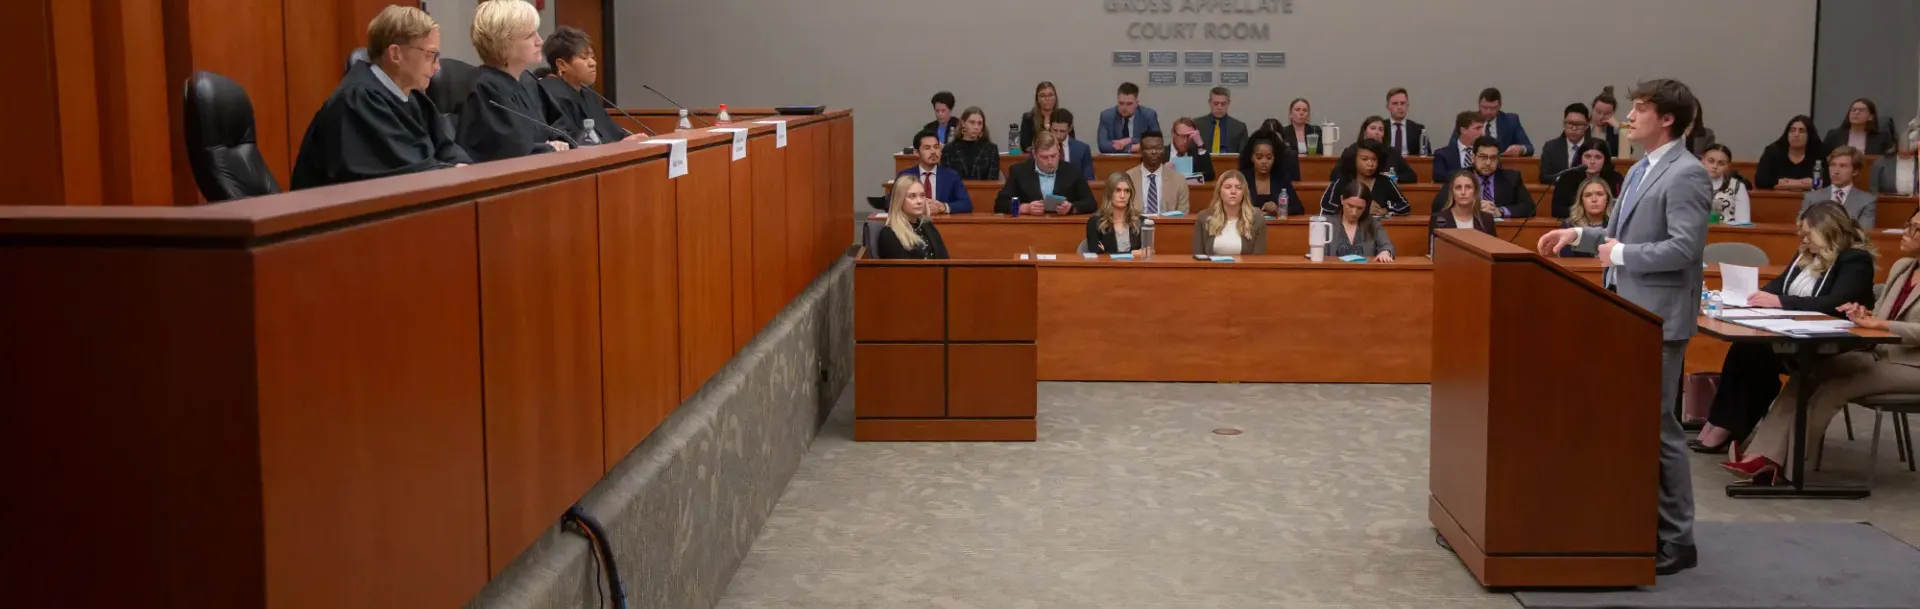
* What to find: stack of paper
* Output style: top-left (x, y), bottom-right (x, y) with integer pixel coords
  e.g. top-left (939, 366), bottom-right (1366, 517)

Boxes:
top-left (1731, 318), bottom-right (1855, 336)
top-left (1748, 308), bottom-right (1823, 316)
top-left (1718, 263), bottom-right (1760, 306)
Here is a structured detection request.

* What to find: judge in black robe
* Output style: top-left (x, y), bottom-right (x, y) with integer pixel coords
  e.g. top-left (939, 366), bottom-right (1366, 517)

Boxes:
top-left (456, 65), bottom-right (566, 162)
top-left (291, 61), bottom-right (471, 190)
top-left (539, 78), bottom-right (630, 145)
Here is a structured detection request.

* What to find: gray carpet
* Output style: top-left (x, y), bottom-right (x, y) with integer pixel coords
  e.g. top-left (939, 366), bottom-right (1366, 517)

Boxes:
top-left (717, 382), bottom-right (1920, 609)
top-left (1514, 522), bottom-right (1920, 609)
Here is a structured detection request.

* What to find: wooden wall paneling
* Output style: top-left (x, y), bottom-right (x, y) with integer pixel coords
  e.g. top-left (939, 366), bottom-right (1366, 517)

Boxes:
top-left (947, 344), bottom-right (1037, 419)
top-left (749, 136), bottom-right (790, 329)
top-left (729, 151), bottom-right (757, 349)
top-left (830, 117), bottom-right (855, 259)
top-left (555, 0), bottom-right (607, 95)
top-left (853, 265), bottom-right (946, 342)
top-left (812, 123), bottom-right (834, 273)
top-left (98, 0), bottom-right (177, 205)
top-left (1428, 237), bottom-right (1495, 552)
top-left (9, 0), bottom-right (64, 205)
top-left (476, 176), bottom-right (607, 574)
top-left (0, 245), bottom-right (262, 609)
top-left (165, 0), bottom-right (293, 204)
top-left (854, 344), bottom-right (947, 418)
top-left (676, 146), bottom-right (736, 398)
top-left (597, 160), bottom-right (682, 464)
top-left (47, 0), bottom-right (103, 205)
top-left (785, 127), bottom-right (820, 299)
top-left (252, 204), bottom-right (488, 609)
top-left (281, 0), bottom-right (346, 166)
top-left (946, 266), bottom-right (1037, 342)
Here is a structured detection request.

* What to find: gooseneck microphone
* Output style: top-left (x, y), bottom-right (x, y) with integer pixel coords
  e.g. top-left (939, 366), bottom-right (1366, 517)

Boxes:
top-left (580, 85), bottom-right (657, 136)
top-left (488, 100), bottom-right (580, 148)
top-left (642, 84), bottom-right (714, 127)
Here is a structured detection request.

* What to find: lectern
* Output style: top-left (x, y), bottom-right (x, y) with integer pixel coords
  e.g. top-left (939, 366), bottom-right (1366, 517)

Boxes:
top-left (1428, 229), bottom-right (1663, 587)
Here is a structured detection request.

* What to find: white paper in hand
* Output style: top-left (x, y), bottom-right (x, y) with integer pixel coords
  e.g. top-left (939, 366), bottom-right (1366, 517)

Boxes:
top-left (641, 139), bottom-right (690, 178)
top-left (1718, 263), bottom-right (1760, 307)
top-left (754, 120), bottom-right (789, 147)
top-left (714, 128), bottom-right (749, 161)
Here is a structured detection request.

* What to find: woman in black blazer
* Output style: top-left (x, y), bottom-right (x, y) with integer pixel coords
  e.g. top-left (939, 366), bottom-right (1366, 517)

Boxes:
top-left (1331, 116), bottom-right (1416, 183)
top-left (1431, 170), bottom-right (1497, 236)
top-left (1756, 115), bottom-right (1829, 190)
top-left (873, 176), bottom-right (950, 260)
top-left (1276, 99), bottom-right (1324, 155)
top-left (1238, 129), bottom-right (1303, 216)
top-left (1823, 97), bottom-right (1896, 156)
top-left (1318, 139), bottom-right (1410, 216)
top-left (1550, 141), bottom-right (1623, 218)
top-left (1017, 81), bottom-right (1072, 151)
top-left (1086, 172), bottom-right (1145, 254)
top-left (1691, 202), bottom-right (1877, 453)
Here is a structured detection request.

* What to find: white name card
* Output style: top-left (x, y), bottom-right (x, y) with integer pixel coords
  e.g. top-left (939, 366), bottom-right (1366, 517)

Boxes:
top-left (642, 138), bottom-right (689, 178)
top-left (754, 119), bottom-right (788, 147)
top-left (713, 128), bottom-right (750, 161)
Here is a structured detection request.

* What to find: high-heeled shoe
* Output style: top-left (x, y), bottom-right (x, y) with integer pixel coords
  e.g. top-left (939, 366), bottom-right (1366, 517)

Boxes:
top-left (1720, 456), bottom-right (1780, 480)
top-left (1687, 438), bottom-right (1730, 454)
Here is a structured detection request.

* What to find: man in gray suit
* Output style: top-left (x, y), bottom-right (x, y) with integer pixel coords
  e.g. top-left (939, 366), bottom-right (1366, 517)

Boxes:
top-left (1800, 145), bottom-right (1877, 227)
top-left (1538, 78), bottom-right (1707, 576)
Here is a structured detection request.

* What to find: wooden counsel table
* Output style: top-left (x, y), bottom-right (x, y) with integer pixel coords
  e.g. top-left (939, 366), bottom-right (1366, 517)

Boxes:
top-left (883, 180), bottom-right (1551, 217)
top-left (1429, 229), bottom-right (1662, 587)
top-left (1, 110), bottom-right (856, 609)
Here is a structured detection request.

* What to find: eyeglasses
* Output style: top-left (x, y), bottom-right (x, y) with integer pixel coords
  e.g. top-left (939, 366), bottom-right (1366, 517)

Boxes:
top-left (1472, 153), bottom-right (1500, 162)
top-left (1904, 223), bottom-right (1920, 234)
top-left (407, 46), bottom-right (441, 62)
top-left (1564, 120), bottom-right (1589, 128)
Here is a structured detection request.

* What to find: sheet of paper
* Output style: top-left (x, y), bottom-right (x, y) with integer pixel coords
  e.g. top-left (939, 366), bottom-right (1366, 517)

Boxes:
top-left (1714, 309), bottom-right (1776, 319)
top-left (713, 128), bottom-right (749, 160)
top-left (642, 139), bottom-right (690, 178)
top-left (1208, 256), bottom-right (1235, 262)
top-left (1748, 308), bottom-right (1824, 316)
top-left (1793, 319), bottom-right (1857, 329)
top-left (1718, 263), bottom-right (1760, 306)
top-left (753, 120), bottom-right (788, 147)
top-left (1081, 252), bottom-right (1099, 259)
top-left (1036, 254), bottom-right (1057, 260)
top-left (1173, 155), bottom-right (1195, 176)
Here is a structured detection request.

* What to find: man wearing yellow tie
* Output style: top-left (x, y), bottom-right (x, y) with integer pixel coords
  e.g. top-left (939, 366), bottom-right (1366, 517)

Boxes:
top-left (1193, 86), bottom-right (1248, 155)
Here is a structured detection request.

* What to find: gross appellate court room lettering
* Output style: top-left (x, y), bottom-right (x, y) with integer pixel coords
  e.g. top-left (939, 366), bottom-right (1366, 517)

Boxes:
top-left (10, 1), bottom-right (1920, 608)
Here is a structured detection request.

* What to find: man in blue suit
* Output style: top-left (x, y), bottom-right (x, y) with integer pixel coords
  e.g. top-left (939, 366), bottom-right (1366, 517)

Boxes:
top-left (1042, 109), bottom-right (1098, 183)
top-left (1097, 82), bottom-right (1160, 154)
top-left (1448, 87), bottom-right (1533, 157)
top-left (1433, 111), bottom-right (1486, 180)
top-left (897, 131), bottom-right (971, 213)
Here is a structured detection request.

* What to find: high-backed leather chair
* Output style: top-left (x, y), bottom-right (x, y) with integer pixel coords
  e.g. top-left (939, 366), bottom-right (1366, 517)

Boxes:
top-left (183, 71), bottom-right (281, 202)
top-left (429, 57), bottom-right (480, 116)
top-left (344, 47), bottom-right (369, 75)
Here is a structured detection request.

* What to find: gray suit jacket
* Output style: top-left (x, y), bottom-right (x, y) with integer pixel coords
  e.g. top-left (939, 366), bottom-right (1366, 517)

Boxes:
top-left (1870, 155), bottom-right (1915, 195)
top-left (1573, 142), bottom-right (1711, 341)
top-left (1799, 185), bottom-right (1877, 228)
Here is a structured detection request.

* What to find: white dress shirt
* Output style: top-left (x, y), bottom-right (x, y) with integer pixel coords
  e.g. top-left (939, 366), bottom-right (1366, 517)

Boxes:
top-left (1606, 138), bottom-right (1684, 266)
top-left (1214, 220), bottom-right (1244, 255)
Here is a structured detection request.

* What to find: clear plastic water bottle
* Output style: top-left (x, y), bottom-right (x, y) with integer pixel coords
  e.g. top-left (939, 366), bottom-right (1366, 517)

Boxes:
top-left (582, 119), bottom-right (602, 145)
top-left (1276, 189), bottom-right (1290, 219)
top-left (1706, 291), bottom-right (1723, 319)
top-left (1141, 218), bottom-right (1156, 259)
top-left (1010, 197), bottom-right (1021, 218)
top-left (1813, 159), bottom-right (1825, 189)
top-left (1420, 133), bottom-right (1432, 156)
top-left (716, 104), bottom-right (732, 124)
top-left (1009, 124), bottom-right (1022, 154)
top-left (677, 109), bottom-right (693, 130)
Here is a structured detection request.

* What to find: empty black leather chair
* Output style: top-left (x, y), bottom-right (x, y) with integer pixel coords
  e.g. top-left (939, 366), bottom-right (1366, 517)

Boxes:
top-left (429, 57), bottom-right (480, 116)
top-left (183, 71), bottom-right (280, 202)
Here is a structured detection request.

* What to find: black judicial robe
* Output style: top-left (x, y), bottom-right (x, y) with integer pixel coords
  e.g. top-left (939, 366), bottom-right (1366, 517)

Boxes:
top-left (457, 65), bottom-right (561, 162)
top-left (537, 77), bottom-right (631, 145)
top-left (290, 62), bottom-right (471, 190)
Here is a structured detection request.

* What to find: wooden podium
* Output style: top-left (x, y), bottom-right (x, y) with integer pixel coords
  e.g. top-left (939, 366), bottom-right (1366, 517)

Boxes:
top-left (1428, 230), bottom-right (1663, 587)
top-left (853, 252), bottom-right (1038, 441)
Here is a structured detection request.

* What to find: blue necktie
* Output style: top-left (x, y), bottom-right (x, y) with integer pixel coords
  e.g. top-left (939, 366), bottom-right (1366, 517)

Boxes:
top-left (1146, 173), bottom-right (1160, 214)
top-left (1618, 158), bottom-right (1651, 224)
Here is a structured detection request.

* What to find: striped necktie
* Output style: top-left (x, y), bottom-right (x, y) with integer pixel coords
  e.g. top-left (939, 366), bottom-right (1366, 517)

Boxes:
top-left (1146, 173), bottom-right (1160, 214)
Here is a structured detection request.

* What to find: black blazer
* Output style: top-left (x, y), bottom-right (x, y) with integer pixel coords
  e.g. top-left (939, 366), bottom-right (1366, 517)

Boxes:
top-left (1018, 111), bottom-right (1075, 151)
top-left (1430, 210), bottom-right (1497, 235)
top-left (1245, 170), bottom-right (1304, 216)
top-left (1550, 169), bottom-right (1623, 219)
top-left (1763, 249), bottom-right (1877, 315)
top-left (1085, 215), bottom-right (1144, 254)
top-left (1278, 124), bottom-right (1323, 154)
top-left (457, 66), bottom-right (561, 162)
top-left (1386, 119), bottom-right (1426, 157)
top-left (1756, 144), bottom-right (1828, 190)
top-left (1823, 126), bottom-right (1896, 156)
top-left (1327, 145), bottom-right (1417, 183)
top-left (995, 160), bottom-right (1097, 214)
top-left (1431, 145), bottom-right (1467, 182)
top-left (1537, 136), bottom-right (1600, 184)
top-left (1430, 169), bottom-right (1535, 218)
top-left (1318, 174), bottom-right (1412, 216)
top-left (873, 219), bottom-right (950, 260)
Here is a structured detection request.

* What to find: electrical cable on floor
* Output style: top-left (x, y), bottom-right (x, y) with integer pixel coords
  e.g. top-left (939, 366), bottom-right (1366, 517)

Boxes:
top-left (562, 505), bottom-right (629, 609)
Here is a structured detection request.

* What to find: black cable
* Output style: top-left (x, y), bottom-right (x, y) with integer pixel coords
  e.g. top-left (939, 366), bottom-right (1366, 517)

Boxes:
top-left (562, 505), bottom-right (629, 609)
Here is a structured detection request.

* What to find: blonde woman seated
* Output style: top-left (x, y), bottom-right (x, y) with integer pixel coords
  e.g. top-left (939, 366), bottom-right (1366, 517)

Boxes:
top-left (873, 175), bottom-right (950, 260)
top-left (1722, 206), bottom-right (1916, 486)
top-left (1558, 176), bottom-right (1614, 258)
top-left (1328, 180), bottom-right (1396, 262)
top-left (1086, 172), bottom-right (1145, 254)
top-left (1192, 170), bottom-right (1267, 255)
top-left (1430, 170), bottom-right (1496, 236)
top-left (457, 0), bottom-right (571, 162)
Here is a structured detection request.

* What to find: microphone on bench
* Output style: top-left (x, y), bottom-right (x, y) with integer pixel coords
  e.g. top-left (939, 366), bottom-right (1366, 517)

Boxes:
top-left (581, 85), bottom-right (657, 136)
top-left (488, 100), bottom-right (581, 149)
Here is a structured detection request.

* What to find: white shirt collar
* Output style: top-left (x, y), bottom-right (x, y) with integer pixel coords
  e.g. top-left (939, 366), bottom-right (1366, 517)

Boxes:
top-left (368, 64), bottom-right (411, 101)
top-left (1641, 139), bottom-right (1682, 170)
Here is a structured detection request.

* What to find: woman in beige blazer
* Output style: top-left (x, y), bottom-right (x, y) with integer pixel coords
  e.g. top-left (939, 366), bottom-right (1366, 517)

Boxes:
top-left (1726, 208), bottom-right (1920, 484)
top-left (1192, 170), bottom-right (1267, 255)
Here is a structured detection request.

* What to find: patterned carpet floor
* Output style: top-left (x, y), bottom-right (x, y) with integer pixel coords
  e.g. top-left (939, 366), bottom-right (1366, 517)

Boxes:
top-left (716, 382), bottom-right (1920, 609)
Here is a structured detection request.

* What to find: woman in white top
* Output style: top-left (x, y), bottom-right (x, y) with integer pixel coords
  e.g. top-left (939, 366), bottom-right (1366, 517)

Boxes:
top-left (1870, 133), bottom-right (1918, 196)
top-left (1701, 144), bottom-right (1751, 224)
top-left (1192, 170), bottom-right (1267, 255)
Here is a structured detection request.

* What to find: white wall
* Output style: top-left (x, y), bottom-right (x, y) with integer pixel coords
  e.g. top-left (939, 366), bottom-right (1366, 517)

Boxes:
top-left (613, 0), bottom-right (1818, 206)
top-left (424, 0), bottom-right (558, 67)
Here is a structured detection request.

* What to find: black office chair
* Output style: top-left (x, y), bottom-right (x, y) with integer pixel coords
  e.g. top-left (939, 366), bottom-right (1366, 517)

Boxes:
top-left (183, 71), bottom-right (281, 203)
top-left (344, 47), bottom-right (369, 75)
top-left (429, 57), bottom-right (480, 116)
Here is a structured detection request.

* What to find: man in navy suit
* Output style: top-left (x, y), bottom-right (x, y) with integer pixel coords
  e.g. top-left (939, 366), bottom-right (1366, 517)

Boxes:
top-left (1097, 82), bottom-right (1161, 154)
top-left (1449, 87), bottom-right (1533, 156)
top-left (1433, 111), bottom-right (1485, 180)
top-left (897, 131), bottom-right (972, 213)
top-left (1041, 109), bottom-right (1097, 183)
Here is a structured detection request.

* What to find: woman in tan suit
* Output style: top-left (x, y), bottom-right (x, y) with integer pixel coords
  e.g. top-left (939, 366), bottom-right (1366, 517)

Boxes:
top-left (1724, 208), bottom-right (1920, 484)
top-left (1192, 170), bottom-right (1267, 255)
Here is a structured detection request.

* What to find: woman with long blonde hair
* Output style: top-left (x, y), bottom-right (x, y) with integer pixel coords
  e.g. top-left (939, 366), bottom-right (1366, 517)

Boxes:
top-left (873, 175), bottom-right (950, 259)
top-left (457, 0), bottom-right (571, 161)
top-left (1019, 81), bottom-right (1064, 151)
top-left (1086, 172), bottom-right (1144, 254)
top-left (1192, 170), bottom-right (1266, 255)
top-left (1691, 201), bottom-right (1876, 455)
